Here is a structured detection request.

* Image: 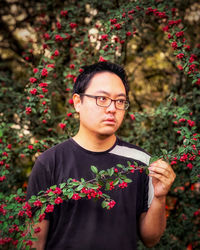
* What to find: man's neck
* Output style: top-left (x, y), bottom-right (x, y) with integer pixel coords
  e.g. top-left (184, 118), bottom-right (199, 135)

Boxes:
top-left (73, 131), bottom-right (117, 152)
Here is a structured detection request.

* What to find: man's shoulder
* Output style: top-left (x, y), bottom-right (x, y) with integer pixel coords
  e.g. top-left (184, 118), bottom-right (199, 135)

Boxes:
top-left (110, 138), bottom-right (151, 165)
top-left (37, 138), bottom-right (73, 162)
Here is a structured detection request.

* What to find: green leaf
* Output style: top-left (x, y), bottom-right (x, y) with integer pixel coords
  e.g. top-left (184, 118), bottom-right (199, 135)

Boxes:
top-left (60, 183), bottom-right (66, 189)
top-left (99, 170), bottom-right (106, 175)
top-left (133, 161), bottom-right (138, 167)
top-left (30, 236), bottom-right (37, 241)
top-left (47, 192), bottom-right (54, 196)
top-left (79, 193), bottom-right (86, 197)
top-left (107, 168), bottom-right (114, 176)
top-left (5, 204), bottom-right (14, 209)
top-left (46, 40), bottom-right (55, 44)
top-left (86, 183), bottom-right (99, 189)
top-left (120, 174), bottom-right (127, 180)
top-left (149, 156), bottom-right (160, 164)
top-left (38, 190), bottom-right (45, 195)
top-left (106, 182), bottom-right (110, 190)
top-left (145, 167), bottom-right (149, 175)
top-left (101, 200), bottom-right (107, 208)
top-left (124, 178), bottom-right (132, 183)
top-left (17, 240), bottom-right (23, 250)
top-left (40, 198), bottom-right (46, 203)
top-left (17, 188), bottom-right (22, 195)
top-left (113, 179), bottom-right (119, 185)
top-left (68, 192), bottom-right (74, 199)
top-left (91, 165), bottom-right (98, 174)
top-left (62, 188), bottom-right (69, 196)
top-left (102, 193), bottom-right (110, 199)
top-left (14, 219), bottom-right (19, 225)
top-left (97, 180), bottom-right (104, 187)
top-left (116, 164), bottom-right (123, 168)
top-left (178, 147), bottom-right (185, 154)
top-left (67, 178), bottom-right (73, 183)
top-left (100, 49), bottom-right (105, 54)
top-left (161, 149), bottom-right (168, 156)
top-left (76, 185), bottom-right (84, 191)
top-left (72, 182), bottom-right (79, 186)
top-left (127, 161), bottom-right (131, 166)
top-left (29, 195), bottom-right (37, 203)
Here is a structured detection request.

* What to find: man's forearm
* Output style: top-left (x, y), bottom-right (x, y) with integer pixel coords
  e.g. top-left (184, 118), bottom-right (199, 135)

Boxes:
top-left (139, 196), bottom-right (166, 247)
top-left (32, 220), bottom-right (49, 250)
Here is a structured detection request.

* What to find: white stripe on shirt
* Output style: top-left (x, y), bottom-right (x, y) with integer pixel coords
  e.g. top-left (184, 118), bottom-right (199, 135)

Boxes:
top-left (109, 144), bottom-right (154, 207)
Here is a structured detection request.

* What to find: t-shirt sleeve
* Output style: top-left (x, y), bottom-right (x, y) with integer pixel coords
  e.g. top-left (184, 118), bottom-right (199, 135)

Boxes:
top-left (26, 157), bottom-right (53, 220)
top-left (141, 173), bottom-right (150, 213)
top-left (136, 171), bottom-right (150, 218)
top-left (148, 176), bottom-right (154, 207)
top-left (26, 157), bottom-right (52, 201)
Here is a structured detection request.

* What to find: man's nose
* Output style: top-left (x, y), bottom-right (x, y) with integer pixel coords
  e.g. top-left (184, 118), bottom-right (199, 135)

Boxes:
top-left (106, 100), bottom-right (117, 112)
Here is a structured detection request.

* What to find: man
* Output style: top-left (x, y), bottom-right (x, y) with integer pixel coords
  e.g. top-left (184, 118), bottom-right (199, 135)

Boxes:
top-left (27, 61), bottom-right (176, 249)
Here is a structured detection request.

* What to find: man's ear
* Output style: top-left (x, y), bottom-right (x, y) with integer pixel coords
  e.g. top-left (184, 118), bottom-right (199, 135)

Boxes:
top-left (73, 93), bottom-right (81, 113)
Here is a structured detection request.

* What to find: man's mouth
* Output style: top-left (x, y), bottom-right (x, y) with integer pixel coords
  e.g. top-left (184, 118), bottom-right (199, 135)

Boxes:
top-left (103, 118), bottom-right (116, 124)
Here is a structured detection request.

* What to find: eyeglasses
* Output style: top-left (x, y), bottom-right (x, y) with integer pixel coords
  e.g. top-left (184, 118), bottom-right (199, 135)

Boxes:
top-left (79, 93), bottom-right (129, 110)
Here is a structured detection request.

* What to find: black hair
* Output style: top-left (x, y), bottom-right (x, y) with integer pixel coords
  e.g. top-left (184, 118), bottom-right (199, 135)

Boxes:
top-left (73, 61), bottom-right (129, 96)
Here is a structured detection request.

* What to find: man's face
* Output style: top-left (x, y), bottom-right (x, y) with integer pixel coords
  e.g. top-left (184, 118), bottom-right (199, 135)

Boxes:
top-left (73, 72), bottom-right (127, 138)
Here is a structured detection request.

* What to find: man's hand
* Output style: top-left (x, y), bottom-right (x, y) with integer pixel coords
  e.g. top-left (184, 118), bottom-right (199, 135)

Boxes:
top-left (149, 159), bottom-right (176, 198)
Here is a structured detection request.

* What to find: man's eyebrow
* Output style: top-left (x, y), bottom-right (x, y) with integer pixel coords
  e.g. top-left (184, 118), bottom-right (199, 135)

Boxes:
top-left (94, 90), bottom-right (126, 98)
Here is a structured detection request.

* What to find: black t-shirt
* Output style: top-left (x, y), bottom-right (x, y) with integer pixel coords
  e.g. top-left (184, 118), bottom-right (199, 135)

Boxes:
top-left (27, 138), bottom-right (152, 250)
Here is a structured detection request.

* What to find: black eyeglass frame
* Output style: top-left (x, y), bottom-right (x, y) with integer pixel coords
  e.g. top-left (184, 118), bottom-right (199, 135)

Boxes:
top-left (79, 93), bottom-right (129, 110)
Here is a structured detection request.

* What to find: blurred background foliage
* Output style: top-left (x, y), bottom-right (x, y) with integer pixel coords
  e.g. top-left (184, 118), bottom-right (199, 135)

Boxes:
top-left (1, 0), bottom-right (200, 110)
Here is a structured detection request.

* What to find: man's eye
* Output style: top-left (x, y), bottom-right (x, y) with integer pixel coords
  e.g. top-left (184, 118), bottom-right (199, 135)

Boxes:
top-left (116, 99), bottom-right (125, 104)
top-left (98, 96), bottom-right (108, 102)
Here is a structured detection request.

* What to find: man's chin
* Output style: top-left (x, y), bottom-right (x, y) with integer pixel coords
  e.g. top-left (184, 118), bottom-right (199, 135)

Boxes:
top-left (97, 128), bottom-right (117, 138)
